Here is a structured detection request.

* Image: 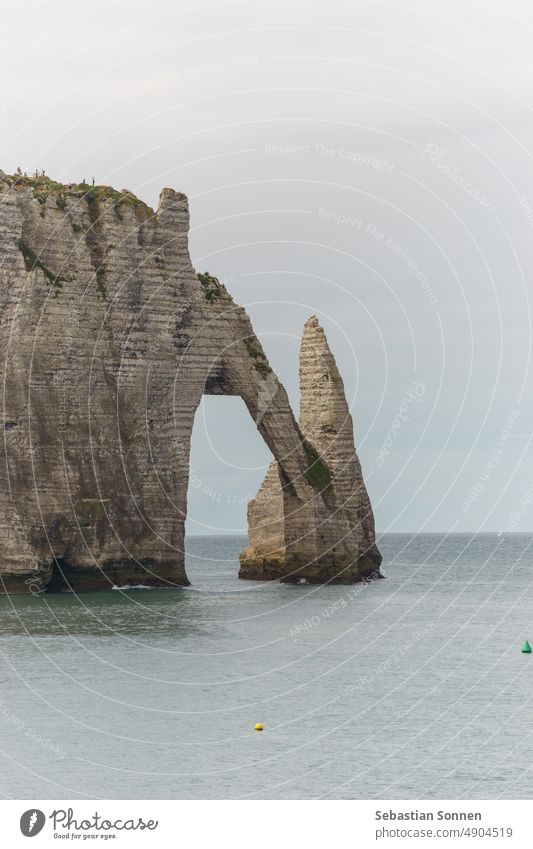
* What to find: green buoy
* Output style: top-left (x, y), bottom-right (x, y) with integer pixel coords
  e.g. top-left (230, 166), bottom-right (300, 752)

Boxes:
top-left (522, 641), bottom-right (532, 654)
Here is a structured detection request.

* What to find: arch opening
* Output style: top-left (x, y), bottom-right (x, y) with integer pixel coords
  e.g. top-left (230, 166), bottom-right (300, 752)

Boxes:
top-left (186, 394), bottom-right (274, 539)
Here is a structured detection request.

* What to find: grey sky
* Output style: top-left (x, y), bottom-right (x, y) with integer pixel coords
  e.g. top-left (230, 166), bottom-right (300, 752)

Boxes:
top-left (2, 0), bottom-right (533, 535)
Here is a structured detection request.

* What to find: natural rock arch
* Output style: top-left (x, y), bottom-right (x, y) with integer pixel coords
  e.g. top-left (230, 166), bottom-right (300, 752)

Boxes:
top-left (0, 172), bottom-right (381, 593)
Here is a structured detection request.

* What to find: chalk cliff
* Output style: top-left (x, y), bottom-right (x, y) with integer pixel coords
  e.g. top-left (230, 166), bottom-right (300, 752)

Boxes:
top-left (0, 171), bottom-right (381, 593)
top-left (240, 316), bottom-right (382, 582)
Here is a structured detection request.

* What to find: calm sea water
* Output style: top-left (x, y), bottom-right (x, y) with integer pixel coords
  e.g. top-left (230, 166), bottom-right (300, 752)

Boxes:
top-left (0, 533), bottom-right (532, 800)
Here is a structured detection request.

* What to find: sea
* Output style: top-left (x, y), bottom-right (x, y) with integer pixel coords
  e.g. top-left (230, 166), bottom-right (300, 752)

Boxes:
top-left (0, 533), bottom-right (532, 799)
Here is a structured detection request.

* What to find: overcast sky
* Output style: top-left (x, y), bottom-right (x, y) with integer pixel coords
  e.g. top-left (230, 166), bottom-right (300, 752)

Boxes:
top-left (3, 0), bottom-right (533, 535)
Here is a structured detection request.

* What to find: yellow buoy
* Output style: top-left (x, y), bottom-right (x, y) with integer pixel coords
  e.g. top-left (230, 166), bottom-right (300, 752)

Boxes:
top-left (254, 723), bottom-right (263, 732)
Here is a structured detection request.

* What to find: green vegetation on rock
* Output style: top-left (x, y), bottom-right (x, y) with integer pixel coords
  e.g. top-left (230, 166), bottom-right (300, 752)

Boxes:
top-left (243, 337), bottom-right (272, 378)
top-left (303, 439), bottom-right (331, 490)
top-left (8, 174), bottom-right (155, 217)
top-left (197, 271), bottom-right (228, 303)
top-left (18, 240), bottom-right (64, 289)
top-left (96, 269), bottom-right (107, 299)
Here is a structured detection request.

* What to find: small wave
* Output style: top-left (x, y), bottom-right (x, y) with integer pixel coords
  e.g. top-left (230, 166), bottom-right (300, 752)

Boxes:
top-left (111, 584), bottom-right (154, 590)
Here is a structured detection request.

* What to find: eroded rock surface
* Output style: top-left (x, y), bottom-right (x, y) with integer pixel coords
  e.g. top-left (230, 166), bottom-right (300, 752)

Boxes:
top-left (239, 316), bottom-right (382, 583)
top-left (0, 173), bottom-right (380, 593)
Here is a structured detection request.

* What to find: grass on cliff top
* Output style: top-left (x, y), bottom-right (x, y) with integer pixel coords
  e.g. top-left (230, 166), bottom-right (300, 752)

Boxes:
top-left (7, 174), bottom-right (155, 216)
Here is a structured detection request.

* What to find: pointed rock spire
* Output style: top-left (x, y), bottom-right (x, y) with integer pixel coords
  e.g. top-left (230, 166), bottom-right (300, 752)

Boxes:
top-left (299, 316), bottom-right (380, 566)
top-left (240, 315), bottom-right (382, 583)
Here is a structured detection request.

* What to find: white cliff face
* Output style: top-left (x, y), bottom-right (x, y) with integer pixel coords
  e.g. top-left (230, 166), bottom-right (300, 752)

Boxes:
top-left (240, 316), bottom-right (382, 583)
top-left (299, 316), bottom-right (381, 572)
top-left (0, 173), bottom-right (380, 593)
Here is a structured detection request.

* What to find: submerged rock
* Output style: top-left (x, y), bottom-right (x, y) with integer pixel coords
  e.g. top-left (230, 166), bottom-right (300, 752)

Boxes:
top-left (0, 173), bottom-right (380, 592)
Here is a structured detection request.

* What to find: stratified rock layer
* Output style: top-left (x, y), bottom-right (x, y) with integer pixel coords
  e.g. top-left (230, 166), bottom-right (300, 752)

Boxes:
top-left (0, 172), bottom-right (380, 593)
top-left (239, 316), bottom-right (382, 583)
